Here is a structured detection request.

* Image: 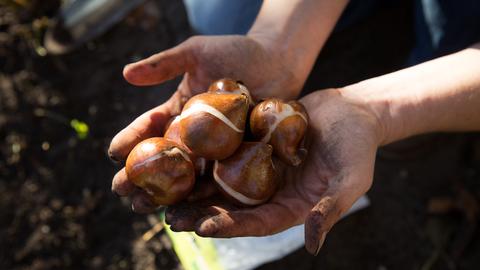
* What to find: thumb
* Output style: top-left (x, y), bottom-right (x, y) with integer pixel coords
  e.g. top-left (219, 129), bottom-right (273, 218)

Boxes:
top-left (123, 37), bottom-right (197, 86)
top-left (304, 194), bottom-right (341, 255)
top-left (304, 173), bottom-right (371, 255)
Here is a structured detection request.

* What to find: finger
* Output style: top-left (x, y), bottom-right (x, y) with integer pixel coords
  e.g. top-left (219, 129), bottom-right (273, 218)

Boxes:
top-left (165, 198), bottom-right (232, 232)
top-left (195, 202), bottom-right (301, 238)
top-left (123, 38), bottom-right (196, 86)
top-left (304, 193), bottom-right (340, 255)
top-left (111, 168), bottom-right (135, 196)
top-left (131, 190), bottom-right (158, 214)
top-left (304, 174), bottom-right (370, 255)
top-left (166, 205), bottom-right (226, 232)
top-left (108, 102), bottom-right (172, 162)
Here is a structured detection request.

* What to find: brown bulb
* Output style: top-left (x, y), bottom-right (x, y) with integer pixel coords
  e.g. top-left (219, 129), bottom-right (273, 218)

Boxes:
top-left (164, 115), bottom-right (209, 176)
top-left (178, 92), bottom-right (249, 160)
top-left (125, 137), bottom-right (195, 206)
top-left (250, 98), bottom-right (308, 166)
top-left (213, 142), bottom-right (276, 206)
top-left (208, 78), bottom-right (254, 106)
top-left (164, 116), bottom-right (190, 152)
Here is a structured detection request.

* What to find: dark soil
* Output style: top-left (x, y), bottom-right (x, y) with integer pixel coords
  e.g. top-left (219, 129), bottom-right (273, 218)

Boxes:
top-left (1, 1), bottom-right (479, 270)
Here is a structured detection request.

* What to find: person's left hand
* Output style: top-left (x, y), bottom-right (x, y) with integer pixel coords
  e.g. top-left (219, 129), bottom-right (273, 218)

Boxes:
top-left (164, 88), bottom-right (383, 255)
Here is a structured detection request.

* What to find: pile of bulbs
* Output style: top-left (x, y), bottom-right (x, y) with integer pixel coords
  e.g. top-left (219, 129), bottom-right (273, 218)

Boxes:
top-left (126, 79), bottom-right (309, 207)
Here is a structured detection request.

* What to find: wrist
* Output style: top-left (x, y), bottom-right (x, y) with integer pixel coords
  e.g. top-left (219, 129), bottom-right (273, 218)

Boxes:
top-left (246, 32), bottom-right (308, 98)
top-left (302, 88), bottom-right (387, 149)
top-left (340, 75), bottom-right (459, 146)
top-left (247, 31), bottom-right (285, 64)
top-left (339, 82), bottom-right (408, 146)
top-left (247, 29), bottom-right (278, 50)
top-left (340, 45), bottom-right (480, 147)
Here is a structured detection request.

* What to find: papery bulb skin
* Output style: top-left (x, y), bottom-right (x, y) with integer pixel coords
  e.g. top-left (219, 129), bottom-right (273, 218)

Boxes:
top-left (125, 137), bottom-right (195, 206)
top-left (250, 98), bottom-right (309, 166)
top-left (213, 142), bottom-right (276, 206)
top-left (179, 92), bottom-right (249, 160)
top-left (208, 78), bottom-right (254, 106)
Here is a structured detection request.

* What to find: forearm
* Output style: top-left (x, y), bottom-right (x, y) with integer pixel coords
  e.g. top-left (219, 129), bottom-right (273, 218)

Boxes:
top-left (342, 43), bottom-right (480, 145)
top-left (248, 0), bottom-right (349, 86)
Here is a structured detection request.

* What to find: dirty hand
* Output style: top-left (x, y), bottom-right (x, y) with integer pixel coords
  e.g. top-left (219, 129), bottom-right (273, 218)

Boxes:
top-left (165, 88), bottom-right (383, 255)
top-left (122, 35), bottom-right (303, 102)
top-left (108, 34), bottom-right (305, 212)
top-left (165, 44), bottom-right (480, 254)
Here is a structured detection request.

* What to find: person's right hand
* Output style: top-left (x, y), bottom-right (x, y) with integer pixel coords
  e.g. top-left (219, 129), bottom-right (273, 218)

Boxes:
top-left (109, 34), bottom-right (307, 211)
top-left (123, 35), bottom-right (304, 103)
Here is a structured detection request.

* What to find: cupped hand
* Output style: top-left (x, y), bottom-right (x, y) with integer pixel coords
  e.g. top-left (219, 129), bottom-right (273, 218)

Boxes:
top-left (109, 34), bottom-right (303, 212)
top-left (164, 89), bottom-right (384, 255)
top-left (108, 34), bottom-right (384, 255)
top-left (123, 35), bottom-right (302, 102)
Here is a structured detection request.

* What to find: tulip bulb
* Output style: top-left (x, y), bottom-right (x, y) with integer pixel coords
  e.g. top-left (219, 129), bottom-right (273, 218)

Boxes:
top-left (164, 116), bottom-right (189, 152)
top-left (126, 137), bottom-right (195, 206)
top-left (164, 115), bottom-right (208, 176)
top-left (250, 98), bottom-right (308, 166)
top-left (208, 78), bottom-right (254, 106)
top-left (179, 92), bottom-right (249, 160)
top-left (213, 142), bottom-right (276, 206)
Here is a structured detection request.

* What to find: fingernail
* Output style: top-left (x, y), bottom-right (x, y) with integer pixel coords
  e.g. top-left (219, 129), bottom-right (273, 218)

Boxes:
top-left (169, 221), bottom-right (180, 232)
top-left (196, 219), bottom-right (218, 237)
top-left (108, 150), bottom-right (120, 164)
top-left (314, 232), bottom-right (328, 256)
top-left (170, 219), bottom-right (192, 232)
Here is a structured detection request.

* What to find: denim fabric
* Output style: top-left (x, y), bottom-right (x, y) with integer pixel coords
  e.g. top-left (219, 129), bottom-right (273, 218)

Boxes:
top-left (182, 0), bottom-right (382, 34)
top-left (183, 0), bottom-right (263, 35)
top-left (183, 0), bottom-right (480, 65)
top-left (409, 0), bottom-right (480, 64)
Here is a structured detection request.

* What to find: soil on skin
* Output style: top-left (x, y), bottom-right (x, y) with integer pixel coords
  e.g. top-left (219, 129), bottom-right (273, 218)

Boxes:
top-left (1, 1), bottom-right (479, 270)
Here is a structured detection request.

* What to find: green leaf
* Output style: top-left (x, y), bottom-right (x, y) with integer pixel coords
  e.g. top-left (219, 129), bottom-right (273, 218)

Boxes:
top-left (70, 119), bottom-right (89, 140)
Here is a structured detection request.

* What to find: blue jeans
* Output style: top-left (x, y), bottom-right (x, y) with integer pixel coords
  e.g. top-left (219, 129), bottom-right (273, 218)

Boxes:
top-left (183, 0), bottom-right (480, 66)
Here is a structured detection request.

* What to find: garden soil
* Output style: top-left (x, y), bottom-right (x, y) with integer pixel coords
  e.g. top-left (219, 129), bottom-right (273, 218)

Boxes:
top-left (1, 1), bottom-right (480, 269)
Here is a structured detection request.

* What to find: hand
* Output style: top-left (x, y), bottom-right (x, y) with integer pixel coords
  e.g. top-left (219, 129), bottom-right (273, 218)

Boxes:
top-left (164, 89), bottom-right (383, 255)
top-left (123, 35), bottom-right (303, 102)
top-left (109, 34), bottom-right (304, 212)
